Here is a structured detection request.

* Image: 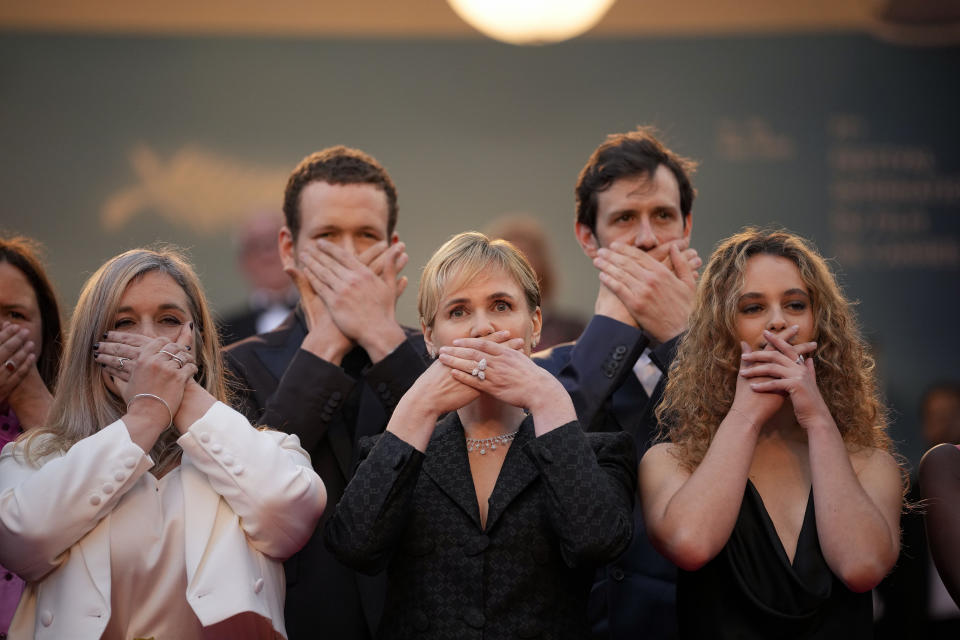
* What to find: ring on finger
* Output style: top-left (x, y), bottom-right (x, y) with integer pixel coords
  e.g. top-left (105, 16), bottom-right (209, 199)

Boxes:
top-left (118, 356), bottom-right (128, 370)
top-left (477, 358), bottom-right (487, 372)
top-left (795, 354), bottom-right (804, 365)
top-left (3, 359), bottom-right (14, 373)
top-left (159, 349), bottom-right (184, 368)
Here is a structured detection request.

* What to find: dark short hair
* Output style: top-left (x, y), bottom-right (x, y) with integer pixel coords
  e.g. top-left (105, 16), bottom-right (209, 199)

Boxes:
top-left (0, 235), bottom-right (63, 391)
top-left (575, 127), bottom-right (697, 234)
top-left (283, 145), bottom-right (398, 240)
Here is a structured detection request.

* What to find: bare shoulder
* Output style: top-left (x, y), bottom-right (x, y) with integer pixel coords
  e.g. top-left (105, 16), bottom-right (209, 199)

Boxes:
top-left (640, 442), bottom-right (689, 484)
top-left (849, 445), bottom-right (901, 480)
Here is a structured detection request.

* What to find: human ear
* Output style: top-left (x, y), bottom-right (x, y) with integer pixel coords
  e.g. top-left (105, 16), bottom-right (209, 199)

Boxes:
top-left (279, 226), bottom-right (297, 271)
top-left (575, 222), bottom-right (600, 259)
top-left (422, 319), bottom-right (436, 359)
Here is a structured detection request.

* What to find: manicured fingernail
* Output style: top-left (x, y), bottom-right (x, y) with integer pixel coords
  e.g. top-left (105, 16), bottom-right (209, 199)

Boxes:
top-left (93, 342), bottom-right (100, 350)
top-left (185, 345), bottom-right (191, 351)
top-left (102, 333), bottom-right (108, 339)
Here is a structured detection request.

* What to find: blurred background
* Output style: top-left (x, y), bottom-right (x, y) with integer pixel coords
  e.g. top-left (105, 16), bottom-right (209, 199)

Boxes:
top-left (1, 0), bottom-right (958, 470)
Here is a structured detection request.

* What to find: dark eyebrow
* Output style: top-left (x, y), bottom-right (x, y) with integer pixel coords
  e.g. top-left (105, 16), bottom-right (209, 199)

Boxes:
top-left (784, 288), bottom-right (810, 299)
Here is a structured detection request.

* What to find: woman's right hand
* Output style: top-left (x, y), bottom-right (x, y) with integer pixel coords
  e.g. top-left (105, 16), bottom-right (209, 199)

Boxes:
top-left (730, 327), bottom-right (816, 428)
top-left (96, 325), bottom-right (197, 440)
top-left (0, 322), bottom-right (37, 403)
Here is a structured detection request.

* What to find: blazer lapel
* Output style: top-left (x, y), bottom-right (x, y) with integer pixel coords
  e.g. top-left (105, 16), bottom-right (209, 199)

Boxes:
top-left (76, 516), bottom-right (111, 614)
top-left (483, 417), bottom-right (540, 531)
top-left (422, 414), bottom-right (482, 530)
top-left (180, 456), bottom-right (219, 582)
top-left (253, 310), bottom-right (306, 383)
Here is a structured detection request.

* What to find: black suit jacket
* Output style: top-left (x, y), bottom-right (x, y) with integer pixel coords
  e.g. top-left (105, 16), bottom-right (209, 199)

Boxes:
top-left (535, 315), bottom-right (680, 640)
top-left (325, 413), bottom-right (637, 640)
top-left (224, 309), bottom-right (429, 640)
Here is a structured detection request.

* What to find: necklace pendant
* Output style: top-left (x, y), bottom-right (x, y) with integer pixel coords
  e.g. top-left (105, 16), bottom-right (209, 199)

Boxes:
top-left (480, 449), bottom-right (486, 455)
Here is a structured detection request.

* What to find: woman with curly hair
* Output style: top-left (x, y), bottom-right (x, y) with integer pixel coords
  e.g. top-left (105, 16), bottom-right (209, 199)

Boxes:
top-left (639, 228), bottom-right (903, 638)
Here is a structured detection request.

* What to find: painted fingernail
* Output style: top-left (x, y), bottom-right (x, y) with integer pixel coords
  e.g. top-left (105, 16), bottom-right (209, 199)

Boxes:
top-left (185, 345), bottom-right (191, 351)
top-left (102, 333), bottom-right (108, 339)
top-left (93, 342), bottom-right (100, 351)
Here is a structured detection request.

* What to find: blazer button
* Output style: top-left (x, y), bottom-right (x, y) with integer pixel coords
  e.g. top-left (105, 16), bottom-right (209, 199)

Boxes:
top-left (614, 345), bottom-right (628, 355)
top-left (101, 483), bottom-right (114, 495)
top-left (462, 607), bottom-right (485, 629)
top-left (253, 578), bottom-right (264, 594)
top-left (610, 567), bottom-right (626, 582)
top-left (376, 382), bottom-right (388, 393)
top-left (232, 465), bottom-right (245, 476)
top-left (539, 447), bottom-right (554, 464)
top-left (222, 455), bottom-right (235, 467)
top-left (40, 610), bottom-right (54, 626)
top-left (89, 495), bottom-right (102, 506)
top-left (123, 456), bottom-right (137, 469)
top-left (211, 443), bottom-right (223, 454)
top-left (114, 471), bottom-right (126, 482)
top-left (463, 534), bottom-right (490, 556)
top-left (199, 432), bottom-right (211, 443)
top-left (331, 391), bottom-right (342, 401)
top-left (412, 609), bottom-right (430, 631)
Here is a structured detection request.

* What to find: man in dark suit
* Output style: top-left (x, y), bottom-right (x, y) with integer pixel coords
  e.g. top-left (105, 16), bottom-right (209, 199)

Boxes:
top-left (535, 127), bottom-right (700, 640)
top-left (224, 146), bottom-right (429, 640)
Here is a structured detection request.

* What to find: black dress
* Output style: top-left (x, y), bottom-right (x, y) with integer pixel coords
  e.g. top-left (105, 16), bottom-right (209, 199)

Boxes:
top-left (677, 480), bottom-right (873, 639)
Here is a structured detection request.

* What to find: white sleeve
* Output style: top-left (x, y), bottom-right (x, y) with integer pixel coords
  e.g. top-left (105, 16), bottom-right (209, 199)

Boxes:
top-left (177, 401), bottom-right (326, 559)
top-left (0, 420), bottom-right (154, 581)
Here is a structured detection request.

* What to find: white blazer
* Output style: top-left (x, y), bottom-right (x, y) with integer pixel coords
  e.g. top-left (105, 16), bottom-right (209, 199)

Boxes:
top-left (0, 401), bottom-right (326, 639)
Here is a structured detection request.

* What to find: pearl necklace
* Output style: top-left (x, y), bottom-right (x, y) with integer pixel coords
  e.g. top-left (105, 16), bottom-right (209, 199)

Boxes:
top-left (465, 429), bottom-right (519, 455)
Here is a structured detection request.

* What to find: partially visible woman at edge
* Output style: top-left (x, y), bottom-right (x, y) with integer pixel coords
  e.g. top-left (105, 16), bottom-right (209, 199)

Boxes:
top-left (0, 235), bottom-right (63, 637)
top-left (325, 232), bottom-right (636, 639)
top-left (639, 228), bottom-right (903, 639)
top-left (0, 247), bottom-right (326, 639)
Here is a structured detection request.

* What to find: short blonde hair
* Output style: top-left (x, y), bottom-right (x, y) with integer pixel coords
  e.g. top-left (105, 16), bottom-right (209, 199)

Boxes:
top-left (418, 232), bottom-right (540, 328)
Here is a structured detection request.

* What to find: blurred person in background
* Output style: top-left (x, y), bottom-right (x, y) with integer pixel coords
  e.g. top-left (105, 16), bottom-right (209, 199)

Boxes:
top-left (485, 215), bottom-right (585, 350)
top-left (218, 212), bottom-right (299, 346)
top-left (0, 235), bottom-right (63, 637)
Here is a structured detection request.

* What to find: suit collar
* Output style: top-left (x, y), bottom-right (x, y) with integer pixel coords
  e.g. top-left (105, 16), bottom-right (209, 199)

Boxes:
top-left (422, 413), bottom-right (540, 533)
top-left (253, 309), bottom-right (306, 381)
top-left (423, 413), bottom-right (481, 529)
top-left (484, 416), bottom-right (538, 531)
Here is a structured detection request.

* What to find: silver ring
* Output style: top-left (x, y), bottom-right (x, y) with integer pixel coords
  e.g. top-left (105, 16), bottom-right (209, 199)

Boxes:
top-left (3, 359), bottom-right (15, 373)
top-left (159, 350), bottom-right (184, 368)
top-left (117, 357), bottom-right (128, 370)
top-left (795, 355), bottom-right (804, 365)
top-left (477, 358), bottom-right (487, 371)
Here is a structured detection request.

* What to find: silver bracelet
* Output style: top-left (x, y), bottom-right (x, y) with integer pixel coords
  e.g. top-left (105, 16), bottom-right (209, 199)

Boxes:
top-left (126, 393), bottom-right (173, 430)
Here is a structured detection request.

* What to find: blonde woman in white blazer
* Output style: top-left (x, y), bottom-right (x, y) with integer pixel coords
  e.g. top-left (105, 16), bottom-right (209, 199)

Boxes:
top-left (0, 248), bottom-right (326, 639)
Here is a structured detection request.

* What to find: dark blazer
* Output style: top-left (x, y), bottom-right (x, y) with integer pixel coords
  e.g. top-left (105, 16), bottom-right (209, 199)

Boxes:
top-left (535, 315), bottom-right (680, 640)
top-left (325, 413), bottom-right (637, 640)
top-left (224, 308), bottom-right (429, 640)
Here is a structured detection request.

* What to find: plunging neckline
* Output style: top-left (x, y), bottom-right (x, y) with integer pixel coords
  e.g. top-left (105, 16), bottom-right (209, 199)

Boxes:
top-left (745, 479), bottom-right (813, 569)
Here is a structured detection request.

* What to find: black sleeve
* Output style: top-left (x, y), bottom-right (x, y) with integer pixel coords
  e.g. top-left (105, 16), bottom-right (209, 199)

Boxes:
top-left (324, 432), bottom-right (425, 575)
top-left (524, 423), bottom-right (637, 567)
top-left (225, 346), bottom-right (357, 454)
top-left (364, 336), bottom-right (430, 413)
top-left (535, 315), bottom-right (649, 432)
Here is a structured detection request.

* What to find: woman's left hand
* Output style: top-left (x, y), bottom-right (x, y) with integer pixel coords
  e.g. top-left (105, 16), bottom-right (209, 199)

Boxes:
top-left (739, 329), bottom-right (830, 429)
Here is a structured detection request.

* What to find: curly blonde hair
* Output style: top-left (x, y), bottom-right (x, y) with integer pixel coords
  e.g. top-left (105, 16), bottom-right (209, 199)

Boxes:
top-left (656, 228), bottom-right (891, 471)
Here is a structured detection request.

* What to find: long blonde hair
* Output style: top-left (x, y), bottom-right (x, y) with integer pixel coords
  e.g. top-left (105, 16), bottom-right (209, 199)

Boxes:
top-left (657, 228), bottom-right (891, 471)
top-left (21, 247), bottom-right (228, 472)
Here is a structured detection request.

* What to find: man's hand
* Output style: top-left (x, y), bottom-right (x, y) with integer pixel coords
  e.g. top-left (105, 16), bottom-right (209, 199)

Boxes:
top-left (301, 240), bottom-right (408, 363)
top-left (285, 257), bottom-right (353, 365)
top-left (593, 238), bottom-right (699, 343)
